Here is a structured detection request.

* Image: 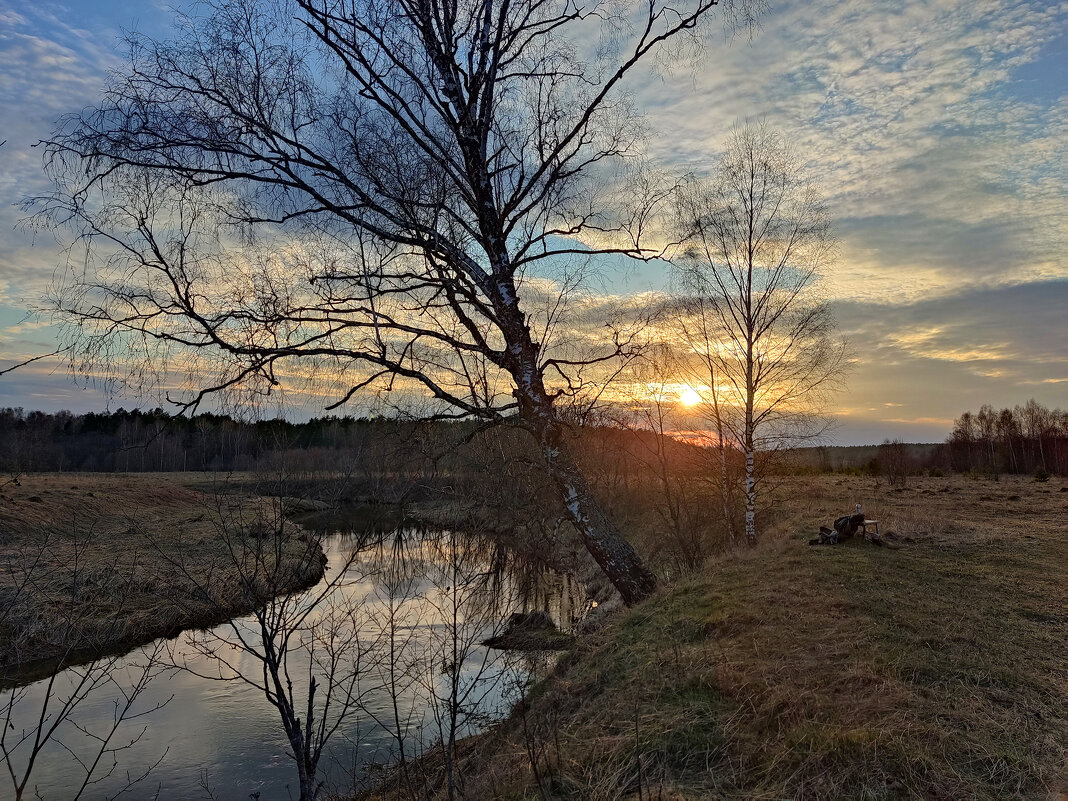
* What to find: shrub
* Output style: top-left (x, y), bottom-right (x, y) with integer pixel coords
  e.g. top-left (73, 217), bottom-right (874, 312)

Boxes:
top-left (878, 439), bottom-right (912, 487)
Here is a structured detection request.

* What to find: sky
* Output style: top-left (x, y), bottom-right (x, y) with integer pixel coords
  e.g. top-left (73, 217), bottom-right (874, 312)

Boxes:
top-left (0, 0), bottom-right (1065, 444)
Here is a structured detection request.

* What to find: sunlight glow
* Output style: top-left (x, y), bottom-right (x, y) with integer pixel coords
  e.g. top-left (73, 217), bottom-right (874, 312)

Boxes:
top-left (679, 386), bottom-right (702, 407)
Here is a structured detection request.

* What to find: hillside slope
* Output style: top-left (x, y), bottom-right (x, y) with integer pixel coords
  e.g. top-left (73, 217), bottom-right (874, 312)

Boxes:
top-left (364, 475), bottom-right (1067, 800)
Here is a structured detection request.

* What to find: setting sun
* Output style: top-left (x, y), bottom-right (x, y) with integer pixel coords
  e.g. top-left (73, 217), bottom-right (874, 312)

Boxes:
top-left (679, 387), bottom-right (702, 406)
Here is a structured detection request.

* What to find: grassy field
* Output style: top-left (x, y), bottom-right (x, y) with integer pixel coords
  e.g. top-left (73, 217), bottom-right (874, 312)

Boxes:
top-left (363, 474), bottom-right (1067, 800)
top-left (0, 473), bottom-right (325, 683)
top-left (2, 471), bottom-right (1064, 797)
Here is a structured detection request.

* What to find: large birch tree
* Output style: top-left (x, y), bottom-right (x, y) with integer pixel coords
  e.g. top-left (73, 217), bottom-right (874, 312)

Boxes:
top-left (36, 0), bottom-right (752, 604)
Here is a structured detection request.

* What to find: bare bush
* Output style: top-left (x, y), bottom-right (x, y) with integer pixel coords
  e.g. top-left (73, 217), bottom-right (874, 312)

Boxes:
top-left (878, 439), bottom-right (912, 487)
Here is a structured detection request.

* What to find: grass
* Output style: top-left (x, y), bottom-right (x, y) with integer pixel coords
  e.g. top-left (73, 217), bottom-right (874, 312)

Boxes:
top-left (361, 474), bottom-right (1067, 800)
top-left (2, 471), bottom-right (1064, 796)
top-left (0, 473), bottom-right (325, 684)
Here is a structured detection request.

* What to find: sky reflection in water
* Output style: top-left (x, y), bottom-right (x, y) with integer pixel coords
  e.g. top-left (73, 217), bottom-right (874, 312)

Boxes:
top-left (2, 528), bottom-right (586, 800)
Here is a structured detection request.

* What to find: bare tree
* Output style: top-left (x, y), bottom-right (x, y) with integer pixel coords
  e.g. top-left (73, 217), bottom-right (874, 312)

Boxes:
top-left (422, 534), bottom-right (534, 800)
top-left (654, 313), bottom-right (740, 545)
top-left (33, 0), bottom-right (759, 604)
top-left (673, 123), bottom-right (846, 544)
top-left (0, 529), bottom-right (170, 801)
top-left (360, 538), bottom-right (428, 798)
top-left (878, 438), bottom-right (912, 487)
top-left (159, 477), bottom-right (370, 801)
top-left (625, 351), bottom-right (722, 568)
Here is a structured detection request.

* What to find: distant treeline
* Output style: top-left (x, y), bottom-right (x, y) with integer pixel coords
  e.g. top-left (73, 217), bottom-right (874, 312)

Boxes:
top-left (942, 399), bottom-right (1067, 476)
top-left (792, 399), bottom-right (1067, 478)
top-left (0, 406), bottom-right (691, 481)
top-left (0, 407), bottom-right (415, 473)
top-left (1, 399), bottom-right (1064, 478)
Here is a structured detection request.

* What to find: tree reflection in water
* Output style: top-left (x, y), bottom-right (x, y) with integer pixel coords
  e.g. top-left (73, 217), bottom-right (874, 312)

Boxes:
top-left (1, 522), bottom-right (587, 800)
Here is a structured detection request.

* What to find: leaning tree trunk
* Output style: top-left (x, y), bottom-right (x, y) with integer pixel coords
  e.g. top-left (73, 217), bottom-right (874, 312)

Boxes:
top-left (494, 274), bottom-right (657, 605)
top-left (537, 422), bottom-right (657, 605)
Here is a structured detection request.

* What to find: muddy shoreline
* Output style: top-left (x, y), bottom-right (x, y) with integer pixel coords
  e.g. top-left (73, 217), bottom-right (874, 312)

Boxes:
top-left (0, 474), bottom-right (328, 686)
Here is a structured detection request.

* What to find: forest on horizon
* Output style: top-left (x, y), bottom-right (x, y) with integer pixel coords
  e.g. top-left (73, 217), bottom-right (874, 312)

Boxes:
top-left (2, 399), bottom-right (1064, 478)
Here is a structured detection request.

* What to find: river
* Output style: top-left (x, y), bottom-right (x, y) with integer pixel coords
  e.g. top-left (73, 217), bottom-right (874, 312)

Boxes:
top-left (0, 527), bottom-right (587, 800)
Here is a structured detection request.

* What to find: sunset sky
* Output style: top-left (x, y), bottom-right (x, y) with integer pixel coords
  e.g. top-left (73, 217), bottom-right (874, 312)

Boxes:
top-left (0, 0), bottom-right (1064, 444)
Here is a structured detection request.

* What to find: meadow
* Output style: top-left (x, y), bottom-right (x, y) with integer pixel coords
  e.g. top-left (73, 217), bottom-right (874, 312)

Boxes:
top-left (0, 473), bottom-right (323, 683)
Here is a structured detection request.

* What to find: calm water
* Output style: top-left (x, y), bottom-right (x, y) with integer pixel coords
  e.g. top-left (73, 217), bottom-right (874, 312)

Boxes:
top-left (1, 528), bottom-right (586, 800)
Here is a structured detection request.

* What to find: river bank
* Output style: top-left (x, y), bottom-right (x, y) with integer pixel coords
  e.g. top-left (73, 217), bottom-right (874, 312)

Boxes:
top-left (0, 473), bottom-right (325, 685)
top-left (2, 515), bottom-right (585, 799)
top-left (357, 474), bottom-right (1068, 800)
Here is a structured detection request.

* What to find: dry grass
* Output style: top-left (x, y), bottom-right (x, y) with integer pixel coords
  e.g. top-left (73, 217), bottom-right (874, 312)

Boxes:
top-left (362, 474), bottom-right (1068, 800)
top-left (0, 473), bottom-right (324, 682)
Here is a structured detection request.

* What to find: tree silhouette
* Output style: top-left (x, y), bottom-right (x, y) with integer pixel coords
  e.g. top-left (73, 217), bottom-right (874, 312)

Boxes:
top-left (673, 123), bottom-right (846, 544)
top-left (34, 0), bottom-right (760, 602)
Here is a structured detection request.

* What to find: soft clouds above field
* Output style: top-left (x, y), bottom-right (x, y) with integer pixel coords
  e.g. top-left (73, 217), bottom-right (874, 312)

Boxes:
top-left (0, 0), bottom-right (1064, 443)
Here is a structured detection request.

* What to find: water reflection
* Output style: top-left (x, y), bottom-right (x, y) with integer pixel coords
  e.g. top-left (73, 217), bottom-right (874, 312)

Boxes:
top-left (0, 528), bottom-right (587, 800)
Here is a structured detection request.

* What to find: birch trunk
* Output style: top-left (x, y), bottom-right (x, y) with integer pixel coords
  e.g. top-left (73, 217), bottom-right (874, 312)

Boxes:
top-left (744, 323), bottom-right (757, 545)
top-left (497, 279), bottom-right (656, 605)
top-left (539, 430), bottom-right (658, 605)
top-left (744, 375), bottom-right (757, 546)
top-left (743, 445), bottom-right (756, 546)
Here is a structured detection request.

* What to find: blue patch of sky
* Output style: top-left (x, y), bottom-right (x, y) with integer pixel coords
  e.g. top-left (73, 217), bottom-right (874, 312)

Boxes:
top-left (6, 0), bottom-right (174, 35)
top-left (0, 304), bottom-right (29, 329)
top-left (1010, 30), bottom-right (1067, 105)
top-left (523, 235), bottom-right (673, 296)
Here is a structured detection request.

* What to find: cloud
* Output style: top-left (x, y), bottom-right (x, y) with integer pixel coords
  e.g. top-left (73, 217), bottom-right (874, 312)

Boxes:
top-left (827, 280), bottom-right (1068, 438)
top-left (836, 279), bottom-right (1068, 365)
top-left (0, 1), bottom-right (176, 306)
top-left (0, 0), bottom-right (1063, 441)
top-left (634, 0), bottom-right (1067, 297)
top-left (0, 7), bottom-right (122, 309)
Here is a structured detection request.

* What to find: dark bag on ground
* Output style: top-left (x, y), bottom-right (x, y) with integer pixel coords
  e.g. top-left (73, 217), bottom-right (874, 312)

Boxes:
top-left (834, 513), bottom-right (865, 539)
top-left (810, 513), bottom-right (865, 545)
